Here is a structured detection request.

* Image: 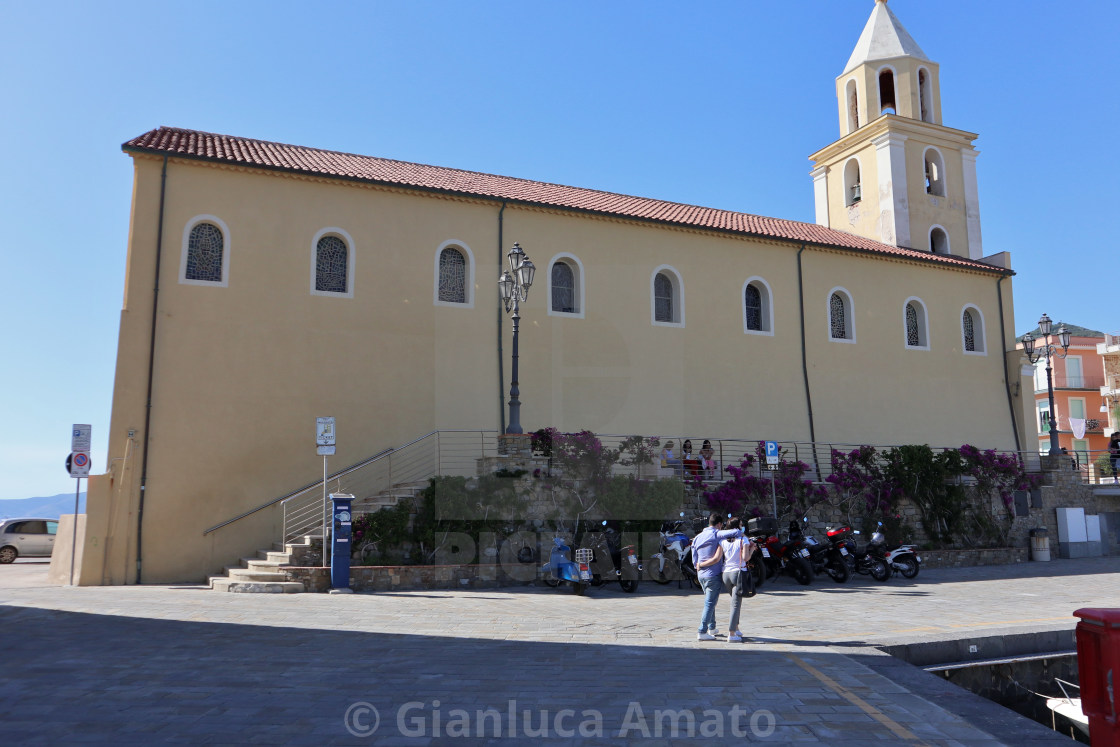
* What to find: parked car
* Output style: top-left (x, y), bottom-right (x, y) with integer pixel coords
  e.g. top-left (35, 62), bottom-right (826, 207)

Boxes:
top-left (0, 518), bottom-right (58, 563)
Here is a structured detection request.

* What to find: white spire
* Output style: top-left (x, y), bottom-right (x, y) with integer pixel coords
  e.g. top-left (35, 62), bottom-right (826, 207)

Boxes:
top-left (843, 0), bottom-right (929, 74)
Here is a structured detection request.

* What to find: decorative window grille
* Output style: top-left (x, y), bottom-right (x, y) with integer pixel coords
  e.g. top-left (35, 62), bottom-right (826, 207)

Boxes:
top-left (315, 236), bottom-right (348, 293)
top-left (186, 223), bottom-right (223, 282)
top-left (745, 284), bottom-right (762, 331)
top-left (963, 310), bottom-right (976, 351)
top-left (830, 293), bottom-right (847, 339)
top-left (438, 248), bottom-right (466, 303)
top-left (654, 273), bottom-right (674, 322)
top-left (906, 303), bottom-right (920, 346)
top-left (551, 262), bottom-right (575, 313)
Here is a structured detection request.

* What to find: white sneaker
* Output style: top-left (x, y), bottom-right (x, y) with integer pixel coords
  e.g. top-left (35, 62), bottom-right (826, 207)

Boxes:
top-left (728, 633), bottom-right (743, 643)
top-left (697, 632), bottom-right (716, 641)
top-left (708, 628), bottom-right (721, 636)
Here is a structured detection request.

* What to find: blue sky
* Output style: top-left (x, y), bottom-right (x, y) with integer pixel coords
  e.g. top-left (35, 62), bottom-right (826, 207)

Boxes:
top-left (1, 0), bottom-right (1117, 499)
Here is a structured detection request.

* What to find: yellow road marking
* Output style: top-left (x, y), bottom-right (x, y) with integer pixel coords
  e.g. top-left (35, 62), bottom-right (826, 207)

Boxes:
top-left (785, 653), bottom-right (929, 746)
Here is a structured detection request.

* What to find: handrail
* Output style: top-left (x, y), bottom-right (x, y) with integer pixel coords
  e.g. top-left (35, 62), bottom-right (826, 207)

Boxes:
top-left (202, 445), bottom-right (397, 535)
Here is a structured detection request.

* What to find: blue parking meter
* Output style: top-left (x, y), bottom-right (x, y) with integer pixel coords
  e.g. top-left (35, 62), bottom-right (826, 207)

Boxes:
top-left (330, 493), bottom-right (354, 590)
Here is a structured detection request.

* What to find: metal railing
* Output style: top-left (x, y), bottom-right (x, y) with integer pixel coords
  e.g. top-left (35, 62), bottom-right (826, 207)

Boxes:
top-left (280, 430), bottom-right (500, 546)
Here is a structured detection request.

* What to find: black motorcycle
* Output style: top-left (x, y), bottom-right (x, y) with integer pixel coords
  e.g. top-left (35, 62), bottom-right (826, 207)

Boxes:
top-left (790, 518), bottom-right (850, 583)
top-left (580, 522), bottom-right (642, 592)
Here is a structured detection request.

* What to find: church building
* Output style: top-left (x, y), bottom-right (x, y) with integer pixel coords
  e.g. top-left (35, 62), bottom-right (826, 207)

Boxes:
top-left (79, 0), bottom-right (1035, 584)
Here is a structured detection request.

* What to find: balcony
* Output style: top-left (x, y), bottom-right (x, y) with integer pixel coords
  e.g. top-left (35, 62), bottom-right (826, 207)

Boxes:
top-left (1036, 373), bottom-right (1105, 392)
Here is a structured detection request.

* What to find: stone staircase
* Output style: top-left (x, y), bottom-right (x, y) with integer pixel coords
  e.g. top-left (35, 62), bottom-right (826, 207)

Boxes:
top-left (209, 480), bottom-right (428, 592)
top-left (209, 537), bottom-right (315, 593)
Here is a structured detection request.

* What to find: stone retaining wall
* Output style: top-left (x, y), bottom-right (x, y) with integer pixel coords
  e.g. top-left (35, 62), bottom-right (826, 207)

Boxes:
top-left (917, 547), bottom-right (1028, 570)
top-left (282, 564), bottom-right (530, 593)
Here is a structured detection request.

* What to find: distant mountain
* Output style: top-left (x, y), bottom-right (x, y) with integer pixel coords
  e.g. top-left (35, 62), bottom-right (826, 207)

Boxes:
top-left (0, 493), bottom-right (87, 520)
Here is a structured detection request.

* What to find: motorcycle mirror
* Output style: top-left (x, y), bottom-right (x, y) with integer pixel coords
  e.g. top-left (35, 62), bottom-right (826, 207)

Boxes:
top-left (803, 516), bottom-right (808, 522)
top-left (680, 512), bottom-right (685, 517)
top-left (602, 520), bottom-right (608, 526)
top-left (877, 521), bottom-right (883, 527)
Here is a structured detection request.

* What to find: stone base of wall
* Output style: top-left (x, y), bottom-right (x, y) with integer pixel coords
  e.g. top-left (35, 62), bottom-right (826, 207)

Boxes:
top-left (282, 564), bottom-right (535, 593)
top-left (917, 547), bottom-right (1028, 570)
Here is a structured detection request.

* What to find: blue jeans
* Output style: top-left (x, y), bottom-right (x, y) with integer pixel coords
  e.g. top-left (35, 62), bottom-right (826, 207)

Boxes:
top-left (698, 575), bottom-right (722, 632)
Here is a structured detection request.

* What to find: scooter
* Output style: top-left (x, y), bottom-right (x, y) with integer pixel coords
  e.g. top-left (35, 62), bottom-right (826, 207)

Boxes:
top-left (581, 522), bottom-right (642, 593)
top-left (540, 536), bottom-right (592, 595)
top-left (868, 521), bottom-right (921, 579)
top-left (790, 517), bottom-right (850, 583)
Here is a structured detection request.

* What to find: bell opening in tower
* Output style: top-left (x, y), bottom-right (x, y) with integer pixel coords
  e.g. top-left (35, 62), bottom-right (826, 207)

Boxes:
top-left (878, 69), bottom-right (897, 115)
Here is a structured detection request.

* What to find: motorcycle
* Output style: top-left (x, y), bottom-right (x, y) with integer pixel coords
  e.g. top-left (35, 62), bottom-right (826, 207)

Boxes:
top-left (580, 521), bottom-right (642, 593)
top-left (747, 516), bottom-right (813, 586)
top-left (540, 536), bottom-right (593, 595)
top-left (832, 524), bottom-right (890, 582)
top-left (789, 517), bottom-right (850, 583)
top-left (648, 512), bottom-right (699, 587)
top-left (868, 521), bottom-right (921, 579)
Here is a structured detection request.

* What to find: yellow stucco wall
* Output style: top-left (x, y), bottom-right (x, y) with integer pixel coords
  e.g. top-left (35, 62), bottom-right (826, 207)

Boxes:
top-left (82, 155), bottom-right (1022, 584)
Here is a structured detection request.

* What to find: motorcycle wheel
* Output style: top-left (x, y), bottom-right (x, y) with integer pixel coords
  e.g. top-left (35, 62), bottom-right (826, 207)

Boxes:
top-left (619, 579), bottom-right (639, 593)
top-left (590, 575), bottom-right (604, 587)
top-left (572, 581), bottom-right (587, 596)
top-left (650, 565), bottom-right (671, 585)
top-left (896, 558), bottom-right (919, 579)
top-left (870, 559), bottom-right (890, 582)
top-left (749, 561), bottom-right (767, 588)
top-left (543, 576), bottom-right (560, 588)
top-left (826, 558), bottom-right (850, 583)
top-left (789, 557), bottom-right (813, 586)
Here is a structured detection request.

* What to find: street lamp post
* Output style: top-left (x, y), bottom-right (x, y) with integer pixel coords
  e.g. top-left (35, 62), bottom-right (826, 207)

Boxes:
top-left (498, 243), bottom-right (535, 436)
top-left (1022, 313), bottom-right (1071, 456)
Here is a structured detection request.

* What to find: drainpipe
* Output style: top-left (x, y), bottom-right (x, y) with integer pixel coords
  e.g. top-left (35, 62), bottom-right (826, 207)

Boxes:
top-left (136, 155), bottom-right (168, 584)
top-left (497, 201), bottom-right (507, 434)
top-left (996, 275), bottom-right (1022, 452)
top-left (796, 243), bottom-right (817, 445)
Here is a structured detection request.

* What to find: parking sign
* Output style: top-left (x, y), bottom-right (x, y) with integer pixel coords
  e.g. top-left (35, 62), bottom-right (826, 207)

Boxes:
top-left (765, 440), bottom-right (780, 465)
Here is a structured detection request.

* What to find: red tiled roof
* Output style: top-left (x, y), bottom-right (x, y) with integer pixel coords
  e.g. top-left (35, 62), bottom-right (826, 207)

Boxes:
top-left (123, 127), bottom-right (1008, 274)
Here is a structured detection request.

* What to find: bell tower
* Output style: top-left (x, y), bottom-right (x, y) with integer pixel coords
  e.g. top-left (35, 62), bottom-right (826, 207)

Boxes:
top-left (809, 0), bottom-right (984, 259)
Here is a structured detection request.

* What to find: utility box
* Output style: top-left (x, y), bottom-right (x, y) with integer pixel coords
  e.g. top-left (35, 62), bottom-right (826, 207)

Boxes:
top-left (1057, 507), bottom-right (1089, 558)
top-left (1073, 608), bottom-right (1120, 746)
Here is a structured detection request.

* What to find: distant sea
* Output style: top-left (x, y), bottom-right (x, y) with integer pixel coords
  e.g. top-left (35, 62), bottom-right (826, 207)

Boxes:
top-left (0, 493), bottom-right (87, 520)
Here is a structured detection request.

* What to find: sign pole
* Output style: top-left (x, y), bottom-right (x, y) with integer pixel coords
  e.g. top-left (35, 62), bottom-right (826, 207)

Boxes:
top-left (316, 416), bottom-right (337, 568)
top-left (322, 454), bottom-right (329, 568)
top-left (771, 469), bottom-right (778, 521)
top-left (69, 477), bottom-right (81, 586)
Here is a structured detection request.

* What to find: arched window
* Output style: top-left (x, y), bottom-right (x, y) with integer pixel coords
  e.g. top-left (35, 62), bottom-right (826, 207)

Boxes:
top-left (904, 298), bottom-right (929, 349)
top-left (962, 306), bottom-right (986, 354)
top-left (438, 247), bottom-right (467, 303)
top-left (651, 266), bottom-right (684, 326)
top-left (315, 235), bottom-right (348, 294)
top-left (828, 288), bottom-right (855, 342)
top-left (930, 226), bottom-right (949, 254)
top-left (844, 158), bottom-right (862, 205)
top-left (846, 79), bottom-right (860, 133)
top-left (180, 215), bottom-right (230, 286)
top-left (551, 262), bottom-right (575, 313)
top-left (742, 277), bottom-right (773, 335)
top-left (918, 68), bottom-right (933, 123)
top-left (547, 254), bottom-right (584, 317)
top-left (924, 148), bottom-right (946, 196)
top-left (878, 68), bottom-right (896, 115)
top-left (186, 223), bottom-right (224, 282)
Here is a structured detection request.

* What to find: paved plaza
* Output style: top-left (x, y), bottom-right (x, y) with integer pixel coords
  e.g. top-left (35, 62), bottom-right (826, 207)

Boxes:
top-left (1, 557), bottom-right (1116, 744)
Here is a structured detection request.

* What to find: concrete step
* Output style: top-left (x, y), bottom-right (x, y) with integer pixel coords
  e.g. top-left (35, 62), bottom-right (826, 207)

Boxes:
top-left (258, 550), bottom-right (293, 563)
top-left (244, 559), bottom-right (286, 573)
top-left (210, 578), bottom-right (304, 593)
top-left (226, 568), bottom-right (292, 583)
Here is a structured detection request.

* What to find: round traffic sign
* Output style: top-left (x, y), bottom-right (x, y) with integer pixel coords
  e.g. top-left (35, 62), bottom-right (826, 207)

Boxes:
top-left (73, 453), bottom-right (90, 468)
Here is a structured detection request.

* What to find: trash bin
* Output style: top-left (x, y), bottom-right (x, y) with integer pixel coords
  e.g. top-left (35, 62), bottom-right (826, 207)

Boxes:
top-left (1029, 527), bottom-right (1051, 562)
top-left (1073, 608), bottom-right (1120, 746)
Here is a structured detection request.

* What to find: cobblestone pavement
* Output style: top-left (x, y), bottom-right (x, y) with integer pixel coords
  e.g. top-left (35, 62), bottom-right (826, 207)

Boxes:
top-left (1, 558), bottom-right (1114, 745)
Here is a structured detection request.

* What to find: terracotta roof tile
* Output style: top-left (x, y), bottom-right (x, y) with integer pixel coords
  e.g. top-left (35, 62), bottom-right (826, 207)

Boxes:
top-left (123, 127), bottom-right (1008, 274)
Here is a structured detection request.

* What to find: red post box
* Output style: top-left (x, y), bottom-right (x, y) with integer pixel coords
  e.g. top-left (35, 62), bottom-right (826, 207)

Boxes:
top-left (1074, 608), bottom-right (1120, 746)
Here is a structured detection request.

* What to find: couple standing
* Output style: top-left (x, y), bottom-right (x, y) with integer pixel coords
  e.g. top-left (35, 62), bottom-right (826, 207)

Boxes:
top-left (693, 513), bottom-right (756, 643)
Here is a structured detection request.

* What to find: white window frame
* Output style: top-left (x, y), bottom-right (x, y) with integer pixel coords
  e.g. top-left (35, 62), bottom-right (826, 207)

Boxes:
top-left (961, 304), bottom-right (987, 356)
top-left (827, 286), bottom-right (856, 343)
top-left (1065, 356), bottom-right (1084, 389)
top-left (546, 253), bottom-right (585, 319)
top-left (179, 214), bottom-right (231, 287)
top-left (650, 265), bottom-right (685, 328)
top-left (903, 297), bottom-right (930, 350)
top-left (433, 240), bottom-right (476, 308)
top-left (742, 276), bottom-right (774, 336)
top-left (1069, 397), bottom-right (1087, 421)
top-left (1038, 401), bottom-right (1051, 434)
top-left (310, 227), bottom-right (355, 298)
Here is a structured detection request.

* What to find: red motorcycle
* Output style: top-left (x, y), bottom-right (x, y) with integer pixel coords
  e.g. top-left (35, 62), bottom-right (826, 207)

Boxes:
top-left (747, 516), bottom-right (813, 586)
